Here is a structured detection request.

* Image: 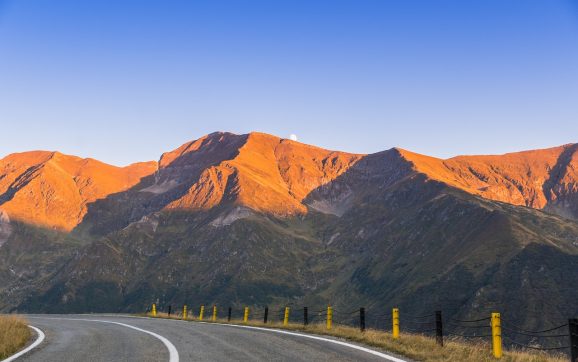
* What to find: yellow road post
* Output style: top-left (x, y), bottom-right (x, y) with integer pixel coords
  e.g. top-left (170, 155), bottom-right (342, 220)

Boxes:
top-left (393, 308), bottom-right (400, 339)
top-left (244, 307), bottom-right (249, 323)
top-left (283, 307), bottom-right (290, 326)
top-left (491, 312), bottom-right (502, 359)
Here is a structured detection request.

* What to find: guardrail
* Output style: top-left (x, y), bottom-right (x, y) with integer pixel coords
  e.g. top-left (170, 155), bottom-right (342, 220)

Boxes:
top-left (148, 303), bottom-right (578, 361)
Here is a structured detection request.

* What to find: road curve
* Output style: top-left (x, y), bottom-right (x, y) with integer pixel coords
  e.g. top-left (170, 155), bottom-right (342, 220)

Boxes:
top-left (18, 315), bottom-right (408, 362)
top-left (2, 326), bottom-right (45, 362)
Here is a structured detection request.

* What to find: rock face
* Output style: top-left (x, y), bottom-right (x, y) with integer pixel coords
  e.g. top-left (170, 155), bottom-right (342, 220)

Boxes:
top-left (0, 132), bottom-right (577, 337)
top-left (0, 210), bottom-right (11, 247)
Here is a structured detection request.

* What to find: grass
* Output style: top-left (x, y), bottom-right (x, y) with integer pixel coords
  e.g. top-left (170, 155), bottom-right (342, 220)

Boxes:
top-left (144, 312), bottom-right (567, 362)
top-left (0, 315), bottom-right (31, 360)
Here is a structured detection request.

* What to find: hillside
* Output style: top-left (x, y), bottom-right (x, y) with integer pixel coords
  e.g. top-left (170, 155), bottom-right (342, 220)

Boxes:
top-left (0, 132), bottom-right (577, 339)
top-left (399, 144), bottom-right (578, 220)
top-left (0, 151), bottom-right (157, 231)
top-left (77, 132), bottom-right (363, 236)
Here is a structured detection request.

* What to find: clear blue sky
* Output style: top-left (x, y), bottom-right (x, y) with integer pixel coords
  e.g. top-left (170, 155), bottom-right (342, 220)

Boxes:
top-left (0, 0), bottom-right (577, 166)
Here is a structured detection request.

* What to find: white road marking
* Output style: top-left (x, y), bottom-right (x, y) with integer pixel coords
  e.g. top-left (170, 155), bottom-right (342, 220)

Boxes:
top-left (30, 314), bottom-right (406, 361)
top-left (198, 321), bottom-right (408, 362)
top-left (27, 317), bottom-right (179, 362)
top-left (1, 325), bottom-right (45, 362)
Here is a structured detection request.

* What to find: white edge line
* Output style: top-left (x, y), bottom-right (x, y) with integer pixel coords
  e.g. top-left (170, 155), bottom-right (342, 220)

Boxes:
top-left (92, 315), bottom-right (408, 362)
top-left (26, 317), bottom-right (178, 362)
top-left (198, 322), bottom-right (408, 362)
top-left (27, 315), bottom-right (407, 362)
top-left (1, 325), bottom-right (45, 362)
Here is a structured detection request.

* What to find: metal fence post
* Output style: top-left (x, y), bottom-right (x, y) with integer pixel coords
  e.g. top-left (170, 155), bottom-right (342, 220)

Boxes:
top-left (304, 307), bottom-right (308, 326)
top-left (264, 307), bottom-right (269, 324)
top-left (227, 307), bottom-right (232, 322)
top-left (435, 310), bottom-right (443, 347)
top-left (360, 307), bottom-right (366, 332)
top-left (569, 318), bottom-right (578, 362)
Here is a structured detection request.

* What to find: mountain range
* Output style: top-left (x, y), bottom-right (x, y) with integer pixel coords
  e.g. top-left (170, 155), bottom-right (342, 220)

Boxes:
top-left (1, 132), bottom-right (577, 334)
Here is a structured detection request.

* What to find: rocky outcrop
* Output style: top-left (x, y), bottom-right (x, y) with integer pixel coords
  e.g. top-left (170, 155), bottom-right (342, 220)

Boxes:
top-left (0, 210), bottom-right (11, 247)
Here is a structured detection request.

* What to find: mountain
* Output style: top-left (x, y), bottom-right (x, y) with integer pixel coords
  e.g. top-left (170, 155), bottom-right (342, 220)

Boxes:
top-left (76, 132), bottom-right (362, 236)
top-left (0, 132), bottom-right (577, 338)
top-left (0, 152), bottom-right (156, 310)
top-left (0, 151), bottom-right (157, 231)
top-left (398, 144), bottom-right (578, 220)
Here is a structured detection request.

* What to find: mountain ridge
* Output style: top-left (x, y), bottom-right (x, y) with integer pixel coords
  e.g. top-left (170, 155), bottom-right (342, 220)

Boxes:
top-left (1, 134), bottom-right (578, 237)
top-left (394, 143), bottom-right (578, 220)
top-left (0, 150), bottom-right (157, 230)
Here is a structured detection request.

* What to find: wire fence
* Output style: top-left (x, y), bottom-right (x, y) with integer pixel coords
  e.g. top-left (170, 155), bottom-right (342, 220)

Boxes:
top-left (498, 319), bottom-right (572, 352)
top-left (150, 303), bottom-right (578, 360)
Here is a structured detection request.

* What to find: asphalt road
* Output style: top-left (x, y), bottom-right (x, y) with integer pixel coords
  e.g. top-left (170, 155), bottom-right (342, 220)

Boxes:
top-left (15, 315), bottom-right (407, 362)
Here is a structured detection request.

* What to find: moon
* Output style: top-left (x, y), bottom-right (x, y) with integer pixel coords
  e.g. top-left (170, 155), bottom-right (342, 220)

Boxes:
top-left (289, 134), bottom-right (298, 141)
